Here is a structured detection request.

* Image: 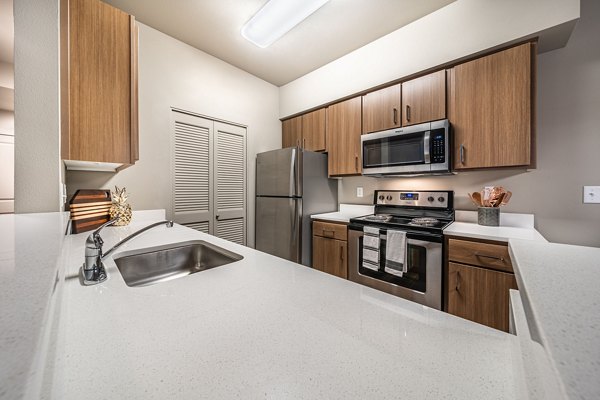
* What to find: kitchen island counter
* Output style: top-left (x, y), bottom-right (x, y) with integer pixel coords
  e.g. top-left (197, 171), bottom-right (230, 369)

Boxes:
top-left (509, 240), bottom-right (600, 400)
top-left (14, 212), bottom-right (559, 399)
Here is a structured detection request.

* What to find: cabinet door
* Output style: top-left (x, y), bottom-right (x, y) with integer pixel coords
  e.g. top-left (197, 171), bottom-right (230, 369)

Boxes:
top-left (282, 116), bottom-right (302, 148)
top-left (451, 43), bottom-right (532, 169)
top-left (301, 108), bottom-right (326, 151)
top-left (362, 84), bottom-right (401, 133)
top-left (447, 262), bottom-right (518, 332)
top-left (313, 236), bottom-right (347, 279)
top-left (64, 0), bottom-right (136, 164)
top-left (326, 97), bottom-right (362, 176)
top-left (401, 70), bottom-right (446, 126)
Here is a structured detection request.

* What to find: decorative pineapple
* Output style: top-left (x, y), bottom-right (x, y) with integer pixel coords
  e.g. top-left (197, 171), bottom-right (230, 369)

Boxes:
top-left (109, 186), bottom-right (132, 226)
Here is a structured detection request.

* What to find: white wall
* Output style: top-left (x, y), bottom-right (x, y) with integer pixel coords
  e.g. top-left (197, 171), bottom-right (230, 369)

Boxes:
top-left (0, 61), bottom-right (14, 88)
top-left (13, 0), bottom-right (62, 213)
top-left (66, 23), bottom-right (281, 247)
top-left (336, 0), bottom-right (600, 247)
top-left (279, 0), bottom-right (579, 117)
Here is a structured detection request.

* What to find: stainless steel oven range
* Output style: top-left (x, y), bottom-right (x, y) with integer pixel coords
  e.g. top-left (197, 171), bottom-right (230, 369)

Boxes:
top-left (348, 190), bottom-right (454, 310)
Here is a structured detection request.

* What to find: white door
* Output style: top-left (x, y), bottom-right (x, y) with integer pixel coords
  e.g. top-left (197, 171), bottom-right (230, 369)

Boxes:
top-left (171, 111), bottom-right (213, 234)
top-left (214, 122), bottom-right (246, 245)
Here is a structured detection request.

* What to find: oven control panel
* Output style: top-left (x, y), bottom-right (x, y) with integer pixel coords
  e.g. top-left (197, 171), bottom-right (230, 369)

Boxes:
top-left (375, 190), bottom-right (451, 208)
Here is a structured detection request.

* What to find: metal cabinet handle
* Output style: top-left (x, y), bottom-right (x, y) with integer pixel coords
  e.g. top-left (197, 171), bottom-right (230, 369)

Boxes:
top-left (475, 252), bottom-right (505, 262)
top-left (297, 139), bottom-right (300, 147)
top-left (393, 108), bottom-right (398, 125)
top-left (303, 138), bottom-right (306, 148)
top-left (339, 246), bottom-right (343, 261)
top-left (460, 144), bottom-right (465, 164)
top-left (455, 271), bottom-right (461, 292)
top-left (355, 155), bottom-right (359, 171)
top-left (406, 105), bottom-right (411, 122)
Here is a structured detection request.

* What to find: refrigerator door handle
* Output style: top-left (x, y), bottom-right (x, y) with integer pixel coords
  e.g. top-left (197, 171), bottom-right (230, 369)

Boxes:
top-left (291, 147), bottom-right (302, 197)
top-left (291, 149), bottom-right (298, 196)
top-left (291, 199), bottom-right (301, 260)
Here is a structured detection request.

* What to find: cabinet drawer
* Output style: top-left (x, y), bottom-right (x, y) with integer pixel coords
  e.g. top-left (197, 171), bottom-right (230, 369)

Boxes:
top-left (313, 221), bottom-right (347, 241)
top-left (448, 238), bottom-right (512, 273)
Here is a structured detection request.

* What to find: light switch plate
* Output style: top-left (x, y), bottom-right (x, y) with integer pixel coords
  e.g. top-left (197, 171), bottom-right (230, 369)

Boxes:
top-left (583, 186), bottom-right (600, 203)
top-left (356, 187), bottom-right (364, 197)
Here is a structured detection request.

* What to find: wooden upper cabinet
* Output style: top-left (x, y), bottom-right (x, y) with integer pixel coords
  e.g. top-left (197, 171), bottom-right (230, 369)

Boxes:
top-left (401, 70), bottom-right (446, 126)
top-left (447, 262), bottom-right (518, 332)
top-left (301, 108), bottom-right (326, 151)
top-left (362, 84), bottom-right (401, 134)
top-left (282, 116), bottom-right (302, 148)
top-left (61, 0), bottom-right (139, 168)
top-left (450, 42), bottom-right (534, 170)
top-left (327, 97), bottom-right (362, 176)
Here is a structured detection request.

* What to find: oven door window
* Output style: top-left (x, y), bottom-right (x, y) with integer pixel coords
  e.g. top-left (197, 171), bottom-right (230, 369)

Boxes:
top-left (362, 132), bottom-right (425, 168)
top-left (358, 236), bottom-right (427, 293)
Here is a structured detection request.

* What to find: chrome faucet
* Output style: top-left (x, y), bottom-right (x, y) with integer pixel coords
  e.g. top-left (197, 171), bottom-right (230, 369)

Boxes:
top-left (82, 219), bottom-right (174, 285)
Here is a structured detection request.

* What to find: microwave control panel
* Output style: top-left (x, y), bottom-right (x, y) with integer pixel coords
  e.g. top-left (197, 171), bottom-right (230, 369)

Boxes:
top-left (430, 129), bottom-right (446, 163)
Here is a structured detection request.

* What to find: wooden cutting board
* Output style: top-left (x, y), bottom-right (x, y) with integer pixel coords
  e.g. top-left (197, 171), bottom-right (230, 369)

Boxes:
top-left (69, 189), bottom-right (112, 234)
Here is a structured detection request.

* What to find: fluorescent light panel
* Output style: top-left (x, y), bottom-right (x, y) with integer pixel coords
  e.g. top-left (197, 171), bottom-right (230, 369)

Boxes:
top-left (241, 0), bottom-right (330, 48)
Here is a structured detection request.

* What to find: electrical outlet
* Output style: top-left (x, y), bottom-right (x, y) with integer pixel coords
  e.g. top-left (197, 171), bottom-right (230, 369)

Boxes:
top-left (356, 187), bottom-right (364, 197)
top-left (583, 186), bottom-right (600, 203)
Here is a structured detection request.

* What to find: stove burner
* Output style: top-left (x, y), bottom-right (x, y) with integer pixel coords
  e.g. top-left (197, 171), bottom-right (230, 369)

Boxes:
top-left (364, 214), bottom-right (391, 222)
top-left (409, 217), bottom-right (440, 227)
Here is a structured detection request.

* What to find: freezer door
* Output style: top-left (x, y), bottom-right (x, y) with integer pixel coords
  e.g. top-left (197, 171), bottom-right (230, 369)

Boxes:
top-left (256, 148), bottom-right (302, 197)
top-left (255, 197), bottom-right (302, 263)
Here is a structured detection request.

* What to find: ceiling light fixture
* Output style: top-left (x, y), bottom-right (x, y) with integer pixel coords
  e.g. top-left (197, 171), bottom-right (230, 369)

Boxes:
top-left (241, 0), bottom-right (330, 48)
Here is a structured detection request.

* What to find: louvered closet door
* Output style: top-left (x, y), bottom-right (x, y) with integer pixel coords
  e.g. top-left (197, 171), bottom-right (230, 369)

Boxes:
top-left (171, 111), bottom-right (213, 234)
top-left (214, 121), bottom-right (246, 245)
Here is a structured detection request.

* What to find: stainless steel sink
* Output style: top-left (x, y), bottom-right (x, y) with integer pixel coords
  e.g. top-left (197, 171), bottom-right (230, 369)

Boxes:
top-left (113, 240), bottom-right (243, 287)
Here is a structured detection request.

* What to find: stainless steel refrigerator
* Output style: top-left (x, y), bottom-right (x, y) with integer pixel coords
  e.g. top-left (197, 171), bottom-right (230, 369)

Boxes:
top-left (255, 148), bottom-right (338, 266)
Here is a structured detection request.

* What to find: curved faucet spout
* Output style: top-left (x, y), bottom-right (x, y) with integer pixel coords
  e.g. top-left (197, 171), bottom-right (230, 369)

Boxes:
top-left (81, 220), bottom-right (174, 285)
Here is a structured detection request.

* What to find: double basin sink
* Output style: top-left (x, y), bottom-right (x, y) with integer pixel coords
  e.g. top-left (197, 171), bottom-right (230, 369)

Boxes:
top-left (113, 240), bottom-right (243, 287)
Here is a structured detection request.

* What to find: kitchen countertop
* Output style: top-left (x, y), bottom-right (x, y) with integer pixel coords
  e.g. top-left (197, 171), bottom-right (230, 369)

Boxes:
top-left (41, 211), bottom-right (535, 399)
top-left (444, 211), bottom-right (546, 242)
top-left (0, 212), bottom-right (69, 400)
top-left (310, 203), bottom-right (374, 223)
top-left (509, 240), bottom-right (600, 400)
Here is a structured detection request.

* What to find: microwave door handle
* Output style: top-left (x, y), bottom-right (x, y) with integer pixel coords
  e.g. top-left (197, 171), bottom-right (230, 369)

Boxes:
top-left (423, 131), bottom-right (431, 164)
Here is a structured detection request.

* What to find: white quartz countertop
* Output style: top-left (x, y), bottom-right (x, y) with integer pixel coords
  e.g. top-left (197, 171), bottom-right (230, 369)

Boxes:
top-left (0, 212), bottom-right (69, 400)
top-left (43, 211), bottom-right (534, 399)
top-left (310, 203), bottom-right (374, 223)
top-left (509, 240), bottom-right (600, 400)
top-left (444, 211), bottom-right (546, 242)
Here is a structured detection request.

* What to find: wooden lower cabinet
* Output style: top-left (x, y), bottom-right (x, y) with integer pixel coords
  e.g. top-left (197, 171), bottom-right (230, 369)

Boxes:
top-left (447, 262), bottom-right (517, 332)
top-left (446, 237), bottom-right (518, 332)
top-left (313, 236), bottom-right (347, 279)
top-left (312, 220), bottom-right (348, 279)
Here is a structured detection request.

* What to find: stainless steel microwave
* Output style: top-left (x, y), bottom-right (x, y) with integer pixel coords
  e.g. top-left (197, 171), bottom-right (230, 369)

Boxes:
top-left (361, 119), bottom-right (451, 176)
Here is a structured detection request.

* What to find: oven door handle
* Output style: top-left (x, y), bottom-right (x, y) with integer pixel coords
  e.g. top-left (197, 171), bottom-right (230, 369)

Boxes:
top-left (423, 131), bottom-right (431, 164)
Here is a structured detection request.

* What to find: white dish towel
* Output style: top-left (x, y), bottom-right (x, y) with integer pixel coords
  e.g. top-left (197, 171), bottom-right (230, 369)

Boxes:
top-left (362, 226), bottom-right (380, 271)
top-left (385, 230), bottom-right (407, 277)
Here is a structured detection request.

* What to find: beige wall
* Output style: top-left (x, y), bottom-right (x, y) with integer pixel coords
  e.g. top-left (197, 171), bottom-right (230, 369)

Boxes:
top-left (13, 0), bottom-right (62, 213)
top-left (337, 0), bottom-right (600, 247)
top-left (279, 0), bottom-right (579, 117)
top-left (66, 23), bottom-right (281, 247)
